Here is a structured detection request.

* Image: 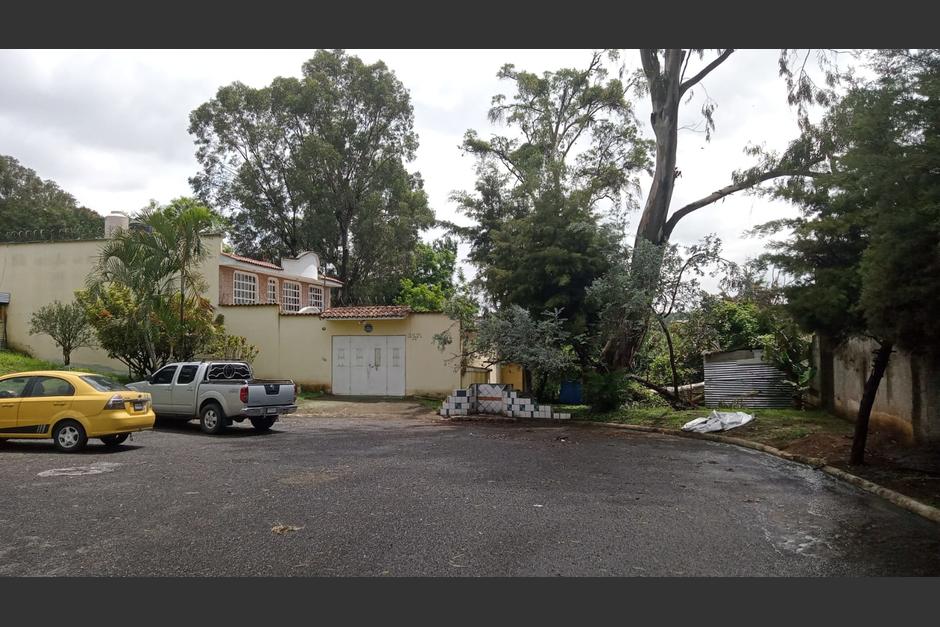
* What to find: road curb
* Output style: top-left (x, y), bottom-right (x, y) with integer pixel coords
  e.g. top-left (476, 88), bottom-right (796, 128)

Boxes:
top-left (571, 419), bottom-right (940, 525)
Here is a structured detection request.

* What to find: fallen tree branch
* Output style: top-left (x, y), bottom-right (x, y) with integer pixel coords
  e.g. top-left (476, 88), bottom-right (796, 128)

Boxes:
top-left (626, 374), bottom-right (695, 410)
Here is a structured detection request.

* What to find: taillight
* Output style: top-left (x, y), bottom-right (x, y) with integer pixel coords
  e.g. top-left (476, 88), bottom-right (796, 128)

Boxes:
top-left (239, 386), bottom-right (249, 403)
top-left (292, 384), bottom-right (297, 404)
top-left (105, 395), bottom-right (125, 410)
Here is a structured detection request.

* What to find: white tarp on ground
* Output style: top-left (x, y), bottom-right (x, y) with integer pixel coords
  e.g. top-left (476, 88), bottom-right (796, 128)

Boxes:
top-left (681, 410), bottom-right (754, 433)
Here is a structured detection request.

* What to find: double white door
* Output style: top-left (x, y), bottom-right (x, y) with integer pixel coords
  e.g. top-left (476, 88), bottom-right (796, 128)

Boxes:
top-left (332, 336), bottom-right (405, 396)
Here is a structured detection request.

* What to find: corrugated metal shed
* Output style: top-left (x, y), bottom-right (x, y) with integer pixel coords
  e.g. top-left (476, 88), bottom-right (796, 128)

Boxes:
top-left (704, 349), bottom-right (793, 408)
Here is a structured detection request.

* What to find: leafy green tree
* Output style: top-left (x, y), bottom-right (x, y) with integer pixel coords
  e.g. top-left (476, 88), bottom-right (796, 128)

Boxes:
top-left (452, 53), bottom-right (650, 357)
top-left (77, 287), bottom-right (218, 378)
top-left (84, 197), bottom-right (233, 376)
top-left (394, 238), bottom-right (459, 311)
top-left (0, 155), bottom-right (103, 240)
top-left (395, 280), bottom-right (448, 313)
top-left (602, 49), bottom-right (838, 370)
top-left (763, 49), bottom-right (940, 463)
top-left (469, 305), bottom-right (577, 399)
top-left (189, 49), bottom-right (434, 304)
top-left (28, 300), bottom-right (96, 366)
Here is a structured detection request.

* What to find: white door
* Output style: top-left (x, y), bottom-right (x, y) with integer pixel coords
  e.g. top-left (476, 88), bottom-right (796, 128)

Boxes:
top-left (332, 337), bottom-right (351, 395)
top-left (386, 336), bottom-right (405, 396)
top-left (332, 336), bottom-right (405, 396)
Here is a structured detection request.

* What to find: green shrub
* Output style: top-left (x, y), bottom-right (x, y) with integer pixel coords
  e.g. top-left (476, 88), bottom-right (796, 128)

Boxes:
top-left (583, 370), bottom-right (629, 412)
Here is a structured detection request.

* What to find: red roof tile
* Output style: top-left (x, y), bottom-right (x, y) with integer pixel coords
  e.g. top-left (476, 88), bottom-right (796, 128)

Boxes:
top-left (220, 251), bottom-right (283, 270)
top-left (320, 305), bottom-right (411, 320)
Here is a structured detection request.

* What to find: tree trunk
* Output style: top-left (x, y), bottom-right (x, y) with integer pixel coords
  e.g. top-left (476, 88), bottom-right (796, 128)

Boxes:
top-left (339, 226), bottom-right (351, 305)
top-left (63, 350), bottom-right (70, 366)
top-left (602, 50), bottom-right (683, 371)
top-left (850, 341), bottom-right (893, 466)
top-left (626, 374), bottom-right (693, 410)
top-left (657, 314), bottom-right (681, 399)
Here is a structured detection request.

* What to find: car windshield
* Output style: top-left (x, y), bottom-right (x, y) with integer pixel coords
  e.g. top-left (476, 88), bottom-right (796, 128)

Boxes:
top-left (81, 375), bottom-right (130, 392)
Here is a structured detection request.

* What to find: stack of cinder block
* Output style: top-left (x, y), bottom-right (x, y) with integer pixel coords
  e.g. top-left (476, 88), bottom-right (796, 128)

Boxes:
top-left (440, 383), bottom-right (570, 420)
top-left (440, 388), bottom-right (475, 417)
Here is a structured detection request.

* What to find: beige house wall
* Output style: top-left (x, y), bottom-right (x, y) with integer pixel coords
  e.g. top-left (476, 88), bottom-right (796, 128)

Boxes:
top-left (218, 306), bottom-right (461, 396)
top-left (0, 235), bottom-right (223, 373)
top-left (0, 234), bottom-right (459, 396)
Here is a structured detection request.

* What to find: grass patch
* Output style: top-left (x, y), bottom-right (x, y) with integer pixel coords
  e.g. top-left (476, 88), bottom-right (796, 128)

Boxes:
top-left (412, 396), bottom-right (445, 411)
top-left (0, 349), bottom-right (128, 382)
top-left (576, 405), bottom-right (852, 449)
top-left (297, 389), bottom-right (326, 401)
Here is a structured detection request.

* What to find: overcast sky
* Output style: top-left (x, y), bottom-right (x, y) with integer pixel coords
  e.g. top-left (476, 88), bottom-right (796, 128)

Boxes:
top-left (0, 49), bottom-right (822, 290)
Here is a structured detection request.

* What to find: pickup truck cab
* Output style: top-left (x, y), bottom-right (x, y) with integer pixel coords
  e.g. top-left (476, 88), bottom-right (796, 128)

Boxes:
top-left (128, 361), bottom-right (297, 434)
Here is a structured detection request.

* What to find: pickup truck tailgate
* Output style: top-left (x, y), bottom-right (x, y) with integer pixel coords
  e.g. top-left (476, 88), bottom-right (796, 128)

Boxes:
top-left (246, 380), bottom-right (295, 407)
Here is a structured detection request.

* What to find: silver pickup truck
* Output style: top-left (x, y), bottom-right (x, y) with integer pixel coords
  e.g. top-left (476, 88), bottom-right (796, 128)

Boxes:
top-left (128, 361), bottom-right (297, 434)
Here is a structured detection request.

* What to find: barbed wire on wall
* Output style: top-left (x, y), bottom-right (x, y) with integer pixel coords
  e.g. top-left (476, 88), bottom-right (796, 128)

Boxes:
top-left (0, 225), bottom-right (105, 243)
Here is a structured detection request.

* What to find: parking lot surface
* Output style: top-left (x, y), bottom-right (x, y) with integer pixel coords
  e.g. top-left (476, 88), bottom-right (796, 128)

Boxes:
top-left (1, 401), bottom-right (938, 576)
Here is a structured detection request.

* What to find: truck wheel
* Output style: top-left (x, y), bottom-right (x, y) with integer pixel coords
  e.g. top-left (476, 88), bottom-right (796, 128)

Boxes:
top-left (53, 420), bottom-right (88, 453)
top-left (199, 402), bottom-right (227, 435)
top-left (250, 417), bottom-right (276, 432)
top-left (100, 433), bottom-right (130, 447)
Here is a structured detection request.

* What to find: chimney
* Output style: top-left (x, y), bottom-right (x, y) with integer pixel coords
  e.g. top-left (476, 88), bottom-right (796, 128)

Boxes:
top-left (104, 211), bottom-right (130, 238)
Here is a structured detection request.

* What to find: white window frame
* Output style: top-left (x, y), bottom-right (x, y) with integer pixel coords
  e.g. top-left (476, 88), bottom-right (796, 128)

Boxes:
top-left (308, 285), bottom-right (323, 310)
top-left (267, 278), bottom-right (279, 304)
top-left (232, 271), bottom-right (258, 305)
top-left (282, 280), bottom-right (301, 312)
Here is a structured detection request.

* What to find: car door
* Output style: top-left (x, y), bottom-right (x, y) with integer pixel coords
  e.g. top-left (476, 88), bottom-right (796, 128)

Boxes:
top-left (17, 376), bottom-right (75, 434)
top-left (147, 365), bottom-right (178, 415)
top-left (0, 376), bottom-right (31, 433)
top-left (170, 364), bottom-right (200, 415)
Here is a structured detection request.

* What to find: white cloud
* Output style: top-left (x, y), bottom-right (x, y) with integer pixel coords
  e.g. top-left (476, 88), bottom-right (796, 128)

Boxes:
top-left (0, 49), bottom-right (826, 291)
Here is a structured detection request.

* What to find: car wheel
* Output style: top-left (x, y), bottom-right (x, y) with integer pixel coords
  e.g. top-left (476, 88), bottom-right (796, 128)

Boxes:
top-left (100, 433), bottom-right (130, 447)
top-left (249, 417), bottom-right (276, 432)
top-left (53, 420), bottom-right (88, 453)
top-left (199, 402), bottom-right (226, 435)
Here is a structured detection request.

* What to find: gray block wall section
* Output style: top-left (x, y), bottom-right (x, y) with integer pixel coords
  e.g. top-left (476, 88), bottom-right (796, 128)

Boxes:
top-left (813, 334), bottom-right (940, 445)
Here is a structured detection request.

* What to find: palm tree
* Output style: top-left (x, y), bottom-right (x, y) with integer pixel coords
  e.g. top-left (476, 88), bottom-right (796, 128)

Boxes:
top-left (88, 198), bottom-right (223, 370)
top-left (142, 198), bottom-right (221, 356)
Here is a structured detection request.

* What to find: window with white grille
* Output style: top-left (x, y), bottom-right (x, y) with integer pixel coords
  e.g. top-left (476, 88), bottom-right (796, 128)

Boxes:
top-left (267, 278), bottom-right (278, 304)
top-left (232, 271), bottom-right (258, 304)
top-left (308, 285), bottom-right (323, 309)
top-left (282, 281), bottom-right (301, 312)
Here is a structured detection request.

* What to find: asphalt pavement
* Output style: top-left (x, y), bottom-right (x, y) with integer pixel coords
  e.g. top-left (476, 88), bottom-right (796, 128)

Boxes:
top-left (1, 401), bottom-right (938, 576)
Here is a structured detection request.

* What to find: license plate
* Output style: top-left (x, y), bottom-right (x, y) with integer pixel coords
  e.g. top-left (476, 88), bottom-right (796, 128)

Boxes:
top-left (266, 407), bottom-right (278, 415)
top-left (133, 401), bottom-right (145, 411)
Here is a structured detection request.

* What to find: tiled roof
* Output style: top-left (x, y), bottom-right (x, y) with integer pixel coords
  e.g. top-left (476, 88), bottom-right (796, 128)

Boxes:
top-left (320, 305), bottom-right (411, 320)
top-left (220, 252), bottom-right (283, 270)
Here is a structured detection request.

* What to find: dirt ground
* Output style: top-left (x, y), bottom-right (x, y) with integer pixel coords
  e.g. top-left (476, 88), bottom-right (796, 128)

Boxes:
top-left (783, 429), bottom-right (940, 508)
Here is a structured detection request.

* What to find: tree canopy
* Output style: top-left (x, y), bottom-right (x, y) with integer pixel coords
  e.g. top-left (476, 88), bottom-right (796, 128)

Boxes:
top-left (761, 49), bottom-right (940, 462)
top-left (0, 154), bottom-right (103, 240)
top-left (395, 238), bottom-right (459, 312)
top-left (450, 53), bottom-right (650, 356)
top-left (189, 49), bottom-right (434, 305)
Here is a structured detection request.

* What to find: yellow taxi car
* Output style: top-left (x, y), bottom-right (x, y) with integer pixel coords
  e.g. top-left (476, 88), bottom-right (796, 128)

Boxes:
top-left (0, 371), bottom-right (155, 452)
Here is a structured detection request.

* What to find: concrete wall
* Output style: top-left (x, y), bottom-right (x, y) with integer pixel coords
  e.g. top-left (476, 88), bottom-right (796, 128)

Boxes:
top-left (219, 306), bottom-right (462, 396)
top-left (0, 235), bottom-right (223, 373)
top-left (814, 335), bottom-right (940, 444)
